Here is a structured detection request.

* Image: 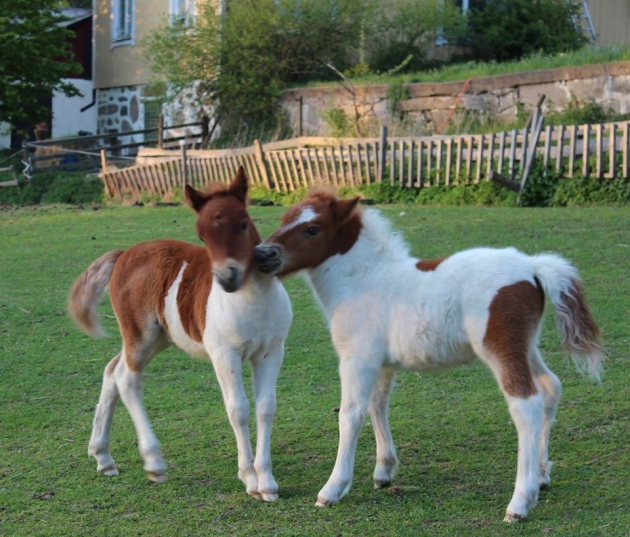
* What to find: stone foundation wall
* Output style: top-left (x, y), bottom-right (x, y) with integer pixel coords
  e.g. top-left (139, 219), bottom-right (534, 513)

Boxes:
top-left (96, 86), bottom-right (145, 152)
top-left (279, 61), bottom-right (630, 137)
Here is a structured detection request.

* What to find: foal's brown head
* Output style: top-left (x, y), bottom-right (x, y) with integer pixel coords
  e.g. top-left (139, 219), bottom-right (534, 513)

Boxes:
top-left (185, 167), bottom-right (261, 292)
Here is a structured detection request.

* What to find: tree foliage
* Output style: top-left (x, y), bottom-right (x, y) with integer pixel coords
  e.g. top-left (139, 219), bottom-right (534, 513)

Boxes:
top-left (367, 0), bottom-right (466, 73)
top-left (467, 0), bottom-right (586, 62)
top-left (0, 0), bottom-right (81, 130)
top-left (143, 0), bottom-right (370, 139)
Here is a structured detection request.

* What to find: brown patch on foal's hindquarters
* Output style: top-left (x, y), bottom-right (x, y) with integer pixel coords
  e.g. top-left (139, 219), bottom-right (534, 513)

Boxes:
top-left (415, 257), bottom-right (447, 271)
top-left (484, 279), bottom-right (545, 397)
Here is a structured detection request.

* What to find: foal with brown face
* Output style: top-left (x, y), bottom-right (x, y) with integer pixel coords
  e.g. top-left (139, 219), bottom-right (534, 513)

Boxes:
top-left (255, 188), bottom-right (603, 521)
top-left (69, 168), bottom-right (292, 501)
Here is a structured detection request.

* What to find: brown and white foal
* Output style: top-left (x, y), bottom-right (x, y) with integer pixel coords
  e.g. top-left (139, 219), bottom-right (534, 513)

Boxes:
top-left (255, 188), bottom-right (604, 521)
top-left (69, 168), bottom-right (292, 501)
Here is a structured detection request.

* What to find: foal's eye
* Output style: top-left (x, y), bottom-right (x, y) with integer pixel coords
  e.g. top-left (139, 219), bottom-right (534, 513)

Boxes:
top-left (240, 222), bottom-right (248, 232)
top-left (305, 226), bottom-right (321, 237)
top-left (198, 235), bottom-right (205, 243)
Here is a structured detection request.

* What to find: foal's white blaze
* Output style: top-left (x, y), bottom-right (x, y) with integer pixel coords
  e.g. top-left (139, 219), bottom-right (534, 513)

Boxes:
top-left (163, 262), bottom-right (207, 358)
top-left (278, 206), bottom-right (316, 234)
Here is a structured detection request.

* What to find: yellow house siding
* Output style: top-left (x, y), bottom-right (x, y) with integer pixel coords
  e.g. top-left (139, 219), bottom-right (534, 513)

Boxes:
top-left (94, 0), bottom-right (169, 89)
top-left (586, 0), bottom-right (630, 46)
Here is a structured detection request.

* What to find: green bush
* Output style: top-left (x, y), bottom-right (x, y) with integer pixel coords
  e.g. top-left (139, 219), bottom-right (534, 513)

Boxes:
top-left (0, 172), bottom-right (104, 206)
top-left (467, 0), bottom-right (586, 63)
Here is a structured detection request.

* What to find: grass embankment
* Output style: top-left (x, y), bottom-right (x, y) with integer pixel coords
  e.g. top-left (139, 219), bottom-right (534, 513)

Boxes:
top-left (299, 45), bottom-right (630, 88)
top-left (1, 204), bottom-right (629, 536)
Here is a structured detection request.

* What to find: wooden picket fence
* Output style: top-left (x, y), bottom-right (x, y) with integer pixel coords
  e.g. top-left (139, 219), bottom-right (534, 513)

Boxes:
top-left (99, 119), bottom-right (630, 199)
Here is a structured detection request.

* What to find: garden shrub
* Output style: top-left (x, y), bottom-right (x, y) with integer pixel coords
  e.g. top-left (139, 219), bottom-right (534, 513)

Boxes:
top-left (0, 172), bottom-right (103, 206)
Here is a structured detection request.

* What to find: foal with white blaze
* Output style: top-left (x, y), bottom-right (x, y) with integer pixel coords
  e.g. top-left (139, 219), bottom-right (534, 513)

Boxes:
top-left (69, 168), bottom-right (292, 501)
top-left (255, 189), bottom-right (603, 521)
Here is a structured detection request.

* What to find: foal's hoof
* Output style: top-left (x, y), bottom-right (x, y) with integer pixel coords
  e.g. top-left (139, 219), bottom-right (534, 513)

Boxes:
top-left (146, 471), bottom-right (167, 484)
top-left (260, 491), bottom-right (279, 502)
top-left (98, 465), bottom-right (119, 477)
top-left (373, 479), bottom-right (392, 489)
top-left (315, 497), bottom-right (333, 507)
top-left (503, 512), bottom-right (526, 523)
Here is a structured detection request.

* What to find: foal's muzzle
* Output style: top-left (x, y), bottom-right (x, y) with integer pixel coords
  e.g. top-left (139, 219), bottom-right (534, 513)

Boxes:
top-left (255, 244), bottom-right (282, 275)
top-left (214, 263), bottom-right (245, 293)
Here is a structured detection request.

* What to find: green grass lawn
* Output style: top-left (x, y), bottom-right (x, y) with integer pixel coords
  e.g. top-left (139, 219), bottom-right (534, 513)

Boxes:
top-left (1, 203), bottom-right (629, 536)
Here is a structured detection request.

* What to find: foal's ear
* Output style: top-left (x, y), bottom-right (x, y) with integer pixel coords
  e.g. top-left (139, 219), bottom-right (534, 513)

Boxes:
top-left (184, 184), bottom-right (209, 213)
top-left (333, 196), bottom-right (360, 226)
top-left (228, 166), bottom-right (248, 203)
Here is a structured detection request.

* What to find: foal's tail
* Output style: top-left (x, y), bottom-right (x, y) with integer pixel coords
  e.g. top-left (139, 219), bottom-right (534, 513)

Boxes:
top-left (68, 250), bottom-right (125, 337)
top-left (533, 253), bottom-right (604, 381)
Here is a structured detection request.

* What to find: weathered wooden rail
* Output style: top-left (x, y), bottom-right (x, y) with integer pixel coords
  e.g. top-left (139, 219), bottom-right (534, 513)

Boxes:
top-left (99, 120), bottom-right (630, 199)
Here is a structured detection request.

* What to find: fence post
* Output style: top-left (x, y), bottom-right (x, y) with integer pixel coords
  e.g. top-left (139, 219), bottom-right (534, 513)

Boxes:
top-left (181, 144), bottom-right (188, 187)
top-left (100, 149), bottom-right (108, 172)
top-left (157, 114), bottom-right (164, 149)
top-left (254, 139), bottom-right (272, 190)
top-left (378, 125), bottom-right (388, 183)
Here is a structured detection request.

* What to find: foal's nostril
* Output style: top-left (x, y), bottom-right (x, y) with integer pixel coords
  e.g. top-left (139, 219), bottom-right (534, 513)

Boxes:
top-left (255, 245), bottom-right (280, 261)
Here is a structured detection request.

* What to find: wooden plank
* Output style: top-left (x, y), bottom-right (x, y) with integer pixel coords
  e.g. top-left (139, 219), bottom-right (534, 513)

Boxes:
top-left (267, 152), bottom-right (282, 191)
top-left (623, 124), bottom-right (629, 179)
top-left (346, 145), bottom-right (356, 187)
top-left (364, 143), bottom-right (372, 185)
top-left (498, 131), bottom-right (506, 175)
top-left (406, 140), bottom-right (413, 187)
top-left (426, 138), bottom-right (433, 186)
top-left (582, 124), bottom-right (590, 178)
top-left (304, 148), bottom-right (316, 186)
top-left (390, 141), bottom-right (396, 185)
top-left (253, 140), bottom-right (271, 190)
top-left (378, 126), bottom-right (387, 182)
top-left (436, 139), bottom-right (443, 185)
top-left (320, 148), bottom-right (332, 185)
top-left (398, 140), bottom-right (405, 185)
top-left (465, 136), bottom-right (473, 183)
top-left (416, 139), bottom-right (423, 187)
top-left (486, 133), bottom-right (494, 181)
top-left (371, 141), bottom-right (378, 184)
top-left (295, 149), bottom-right (308, 188)
top-left (520, 124), bottom-right (529, 172)
top-left (542, 125), bottom-right (552, 169)
top-left (556, 125), bottom-right (565, 173)
top-left (519, 115), bottom-right (545, 193)
top-left (568, 125), bottom-right (577, 178)
top-left (595, 123), bottom-right (603, 178)
top-left (455, 137), bottom-right (462, 184)
top-left (445, 138), bottom-right (452, 187)
top-left (508, 129), bottom-right (517, 180)
top-left (607, 123), bottom-right (616, 179)
top-left (279, 150), bottom-right (295, 191)
top-left (476, 135), bottom-right (483, 183)
top-left (355, 144), bottom-right (364, 185)
top-left (337, 146), bottom-right (348, 186)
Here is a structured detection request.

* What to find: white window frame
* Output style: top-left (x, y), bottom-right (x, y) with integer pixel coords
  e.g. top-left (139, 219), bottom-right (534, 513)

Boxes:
top-left (111, 0), bottom-right (134, 47)
top-left (169, 0), bottom-right (197, 25)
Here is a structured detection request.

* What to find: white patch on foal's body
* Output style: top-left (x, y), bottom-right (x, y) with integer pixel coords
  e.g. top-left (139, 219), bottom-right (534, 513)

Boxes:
top-left (163, 262), bottom-right (207, 358)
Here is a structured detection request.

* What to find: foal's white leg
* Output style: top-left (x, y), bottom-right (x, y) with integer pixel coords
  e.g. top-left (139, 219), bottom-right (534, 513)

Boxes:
top-left (503, 393), bottom-right (545, 522)
top-left (88, 353), bottom-right (121, 476)
top-left (251, 345), bottom-right (284, 502)
top-left (368, 368), bottom-right (399, 488)
top-left (115, 353), bottom-right (167, 483)
top-left (211, 349), bottom-right (257, 498)
top-left (529, 347), bottom-right (562, 488)
top-left (316, 357), bottom-right (380, 507)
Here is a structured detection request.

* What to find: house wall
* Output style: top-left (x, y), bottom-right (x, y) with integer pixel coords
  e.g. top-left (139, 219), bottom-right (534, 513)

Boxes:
top-left (587, 0), bottom-right (630, 46)
top-left (52, 79), bottom-right (98, 137)
top-left (0, 123), bottom-right (11, 150)
top-left (93, 0), bottom-right (168, 89)
top-left (278, 61), bottom-right (630, 136)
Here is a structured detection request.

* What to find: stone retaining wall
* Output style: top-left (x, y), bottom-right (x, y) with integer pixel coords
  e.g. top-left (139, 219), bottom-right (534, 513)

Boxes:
top-left (279, 61), bottom-right (630, 136)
